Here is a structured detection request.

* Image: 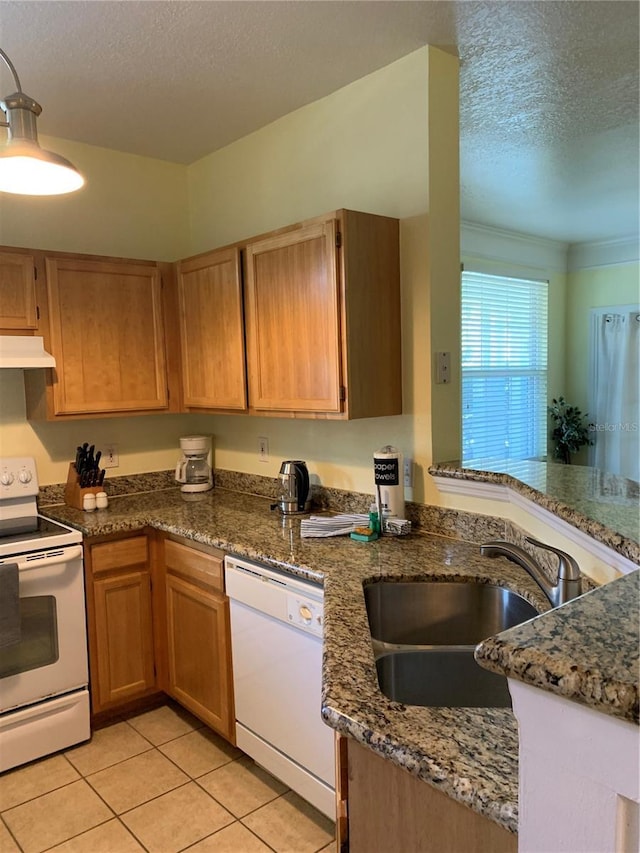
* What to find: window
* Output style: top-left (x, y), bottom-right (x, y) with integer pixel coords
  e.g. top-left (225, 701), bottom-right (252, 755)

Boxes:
top-left (461, 271), bottom-right (548, 465)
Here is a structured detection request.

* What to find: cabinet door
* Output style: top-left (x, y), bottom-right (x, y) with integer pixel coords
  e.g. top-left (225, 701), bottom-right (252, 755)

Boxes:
top-left (0, 251), bottom-right (37, 330)
top-left (46, 257), bottom-right (168, 415)
top-left (92, 570), bottom-right (156, 710)
top-left (177, 248), bottom-right (247, 410)
top-left (166, 571), bottom-right (234, 740)
top-left (244, 219), bottom-right (343, 412)
top-left (347, 739), bottom-right (516, 853)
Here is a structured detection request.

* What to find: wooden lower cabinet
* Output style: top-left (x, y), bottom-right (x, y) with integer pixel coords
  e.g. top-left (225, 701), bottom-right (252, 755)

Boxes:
top-left (162, 537), bottom-right (235, 742)
top-left (84, 531), bottom-right (235, 743)
top-left (85, 533), bottom-right (159, 715)
top-left (345, 739), bottom-right (516, 853)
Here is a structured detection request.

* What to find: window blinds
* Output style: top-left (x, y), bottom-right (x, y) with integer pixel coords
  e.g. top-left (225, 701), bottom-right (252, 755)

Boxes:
top-left (461, 271), bottom-right (548, 465)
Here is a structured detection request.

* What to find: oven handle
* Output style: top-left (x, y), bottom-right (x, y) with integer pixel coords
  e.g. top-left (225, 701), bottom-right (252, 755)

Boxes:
top-left (12, 544), bottom-right (83, 571)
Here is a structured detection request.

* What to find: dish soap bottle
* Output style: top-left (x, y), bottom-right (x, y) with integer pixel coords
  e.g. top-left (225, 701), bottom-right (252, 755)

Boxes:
top-left (369, 503), bottom-right (380, 535)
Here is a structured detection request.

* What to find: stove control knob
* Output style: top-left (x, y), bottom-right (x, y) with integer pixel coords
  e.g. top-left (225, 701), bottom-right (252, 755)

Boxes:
top-left (1, 471), bottom-right (14, 486)
top-left (18, 469), bottom-right (32, 484)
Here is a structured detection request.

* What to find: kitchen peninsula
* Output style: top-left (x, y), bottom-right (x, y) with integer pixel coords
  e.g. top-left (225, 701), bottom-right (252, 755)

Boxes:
top-left (430, 458), bottom-right (640, 564)
top-left (39, 464), bottom-right (639, 848)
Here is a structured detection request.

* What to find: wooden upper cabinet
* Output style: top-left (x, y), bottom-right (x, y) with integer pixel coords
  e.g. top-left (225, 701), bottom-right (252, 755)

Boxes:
top-left (177, 247), bottom-right (247, 411)
top-left (244, 210), bottom-right (402, 419)
top-left (0, 250), bottom-right (37, 331)
top-left (244, 218), bottom-right (342, 413)
top-left (44, 256), bottom-right (169, 416)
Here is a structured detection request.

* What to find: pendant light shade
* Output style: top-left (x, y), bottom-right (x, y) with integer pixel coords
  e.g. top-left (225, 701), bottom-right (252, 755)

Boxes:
top-left (0, 138), bottom-right (85, 195)
top-left (0, 49), bottom-right (85, 196)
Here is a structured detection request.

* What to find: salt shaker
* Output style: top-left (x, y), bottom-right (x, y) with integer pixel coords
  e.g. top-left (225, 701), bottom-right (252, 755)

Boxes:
top-left (96, 492), bottom-right (109, 509)
top-left (82, 493), bottom-right (96, 512)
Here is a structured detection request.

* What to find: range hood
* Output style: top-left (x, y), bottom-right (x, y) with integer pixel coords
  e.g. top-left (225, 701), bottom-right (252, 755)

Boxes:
top-left (0, 336), bottom-right (56, 368)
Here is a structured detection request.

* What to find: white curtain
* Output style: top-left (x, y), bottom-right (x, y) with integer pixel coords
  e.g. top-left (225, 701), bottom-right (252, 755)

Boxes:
top-left (590, 308), bottom-right (640, 481)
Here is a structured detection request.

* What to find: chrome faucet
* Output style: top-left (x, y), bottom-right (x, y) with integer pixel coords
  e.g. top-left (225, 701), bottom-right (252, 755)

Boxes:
top-left (480, 537), bottom-right (582, 608)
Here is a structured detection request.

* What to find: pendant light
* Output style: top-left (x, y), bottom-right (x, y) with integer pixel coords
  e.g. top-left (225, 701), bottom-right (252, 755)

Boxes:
top-left (0, 48), bottom-right (84, 195)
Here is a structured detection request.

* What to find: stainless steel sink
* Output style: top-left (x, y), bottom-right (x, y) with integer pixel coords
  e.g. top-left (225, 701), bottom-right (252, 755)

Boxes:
top-left (364, 580), bottom-right (539, 708)
top-left (375, 648), bottom-right (513, 707)
top-left (365, 580), bottom-right (539, 646)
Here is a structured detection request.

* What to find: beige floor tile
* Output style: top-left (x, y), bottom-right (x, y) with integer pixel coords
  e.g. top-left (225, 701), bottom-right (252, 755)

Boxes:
top-left (159, 728), bottom-right (242, 778)
top-left (126, 704), bottom-right (202, 745)
top-left (198, 756), bottom-right (288, 817)
top-left (0, 755), bottom-right (79, 811)
top-left (317, 844), bottom-right (336, 853)
top-left (242, 791), bottom-right (334, 853)
top-left (187, 821), bottom-right (273, 852)
top-left (64, 721), bottom-right (152, 775)
top-left (2, 779), bottom-right (112, 853)
top-left (0, 819), bottom-right (20, 853)
top-left (86, 749), bottom-right (188, 814)
top-left (121, 781), bottom-right (234, 853)
top-left (45, 818), bottom-right (145, 852)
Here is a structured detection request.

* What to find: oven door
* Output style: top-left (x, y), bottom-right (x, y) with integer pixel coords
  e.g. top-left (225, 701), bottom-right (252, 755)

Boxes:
top-left (0, 544), bottom-right (88, 713)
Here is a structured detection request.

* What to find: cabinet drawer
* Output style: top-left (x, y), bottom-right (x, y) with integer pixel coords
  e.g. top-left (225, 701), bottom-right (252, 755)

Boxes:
top-left (164, 539), bottom-right (224, 592)
top-left (91, 536), bottom-right (148, 574)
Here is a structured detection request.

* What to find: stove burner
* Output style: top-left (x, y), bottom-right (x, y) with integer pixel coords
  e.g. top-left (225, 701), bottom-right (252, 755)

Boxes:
top-left (0, 516), bottom-right (76, 550)
top-left (0, 516), bottom-right (38, 537)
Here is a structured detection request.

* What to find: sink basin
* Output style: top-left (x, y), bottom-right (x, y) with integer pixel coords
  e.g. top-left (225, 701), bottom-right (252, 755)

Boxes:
top-left (365, 580), bottom-right (538, 646)
top-left (364, 579), bottom-right (539, 708)
top-left (375, 649), bottom-right (512, 707)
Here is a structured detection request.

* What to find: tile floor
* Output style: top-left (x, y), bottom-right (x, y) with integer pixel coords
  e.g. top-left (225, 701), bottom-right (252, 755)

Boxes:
top-left (0, 703), bottom-right (335, 853)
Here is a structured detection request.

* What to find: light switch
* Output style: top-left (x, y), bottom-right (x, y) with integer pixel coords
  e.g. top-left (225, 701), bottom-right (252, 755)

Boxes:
top-left (436, 351), bottom-right (451, 384)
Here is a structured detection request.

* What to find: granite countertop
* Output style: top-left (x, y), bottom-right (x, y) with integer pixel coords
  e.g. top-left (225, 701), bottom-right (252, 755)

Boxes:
top-left (429, 459), bottom-right (640, 564)
top-left (40, 486), bottom-right (638, 834)
top-left (476, 570), bottom-right (639, 724)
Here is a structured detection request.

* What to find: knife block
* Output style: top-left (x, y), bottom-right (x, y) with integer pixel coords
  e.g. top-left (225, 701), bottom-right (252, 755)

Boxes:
top-left (64, 463), bottom-right (103, 511)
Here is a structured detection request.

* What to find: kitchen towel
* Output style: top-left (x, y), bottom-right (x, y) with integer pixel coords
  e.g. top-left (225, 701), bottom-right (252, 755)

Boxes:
top-left (301, 513), bottom-right (370, 538)
top-left (0, 562), bottom-right (21, 648)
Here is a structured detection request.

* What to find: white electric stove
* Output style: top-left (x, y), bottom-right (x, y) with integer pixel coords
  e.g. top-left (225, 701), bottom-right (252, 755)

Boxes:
top-left (0, 457), bottom-right (90, 772)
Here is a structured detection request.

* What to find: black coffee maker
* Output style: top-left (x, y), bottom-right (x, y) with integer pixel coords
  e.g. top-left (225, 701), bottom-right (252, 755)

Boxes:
top-left (276, 460), bottom-right (311, 513)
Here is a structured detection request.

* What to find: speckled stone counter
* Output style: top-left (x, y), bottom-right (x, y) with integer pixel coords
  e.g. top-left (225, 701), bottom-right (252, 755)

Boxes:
top-left (476, 570), bottom-right (639, 724)
top-left (430, 459), bottom-right (640, 563)
top-left (39, 485), bottom-right (636, 834)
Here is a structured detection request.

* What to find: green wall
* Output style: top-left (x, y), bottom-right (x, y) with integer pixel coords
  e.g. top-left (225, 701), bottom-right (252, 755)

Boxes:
top-left (0, 47), bottom-right (461, 499)
top-left (184, 46), bottom-right (459, 502)
top-left (566, 261), bottom-right (640, 414)
top-left (0, 136), bottom-right (189, 261)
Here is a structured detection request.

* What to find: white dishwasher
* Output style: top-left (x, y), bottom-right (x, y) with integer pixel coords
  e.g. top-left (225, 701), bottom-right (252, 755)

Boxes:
top-left (224, 555), bottom-right (335, 819)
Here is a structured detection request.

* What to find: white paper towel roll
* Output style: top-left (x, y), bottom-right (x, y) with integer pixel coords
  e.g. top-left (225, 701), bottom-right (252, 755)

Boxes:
top-left (373, 445), bottom-right (405, 520)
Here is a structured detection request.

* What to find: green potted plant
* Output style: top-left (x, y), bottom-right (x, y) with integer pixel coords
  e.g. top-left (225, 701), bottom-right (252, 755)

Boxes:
top-left (548, 397), bottom-right (593, 464)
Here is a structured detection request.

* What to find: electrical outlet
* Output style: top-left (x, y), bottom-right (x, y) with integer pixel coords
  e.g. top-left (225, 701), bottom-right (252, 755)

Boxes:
top-left (103, 444), bottom-right (119, 468)
top-left (258, 436), bottom-right (269, 462)
top-left (403, 457), bottom-right (413, 487)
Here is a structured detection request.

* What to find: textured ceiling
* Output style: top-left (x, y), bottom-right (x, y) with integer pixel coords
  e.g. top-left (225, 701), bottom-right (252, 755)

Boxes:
top-left (0, 0), bottom-right (638, 243)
